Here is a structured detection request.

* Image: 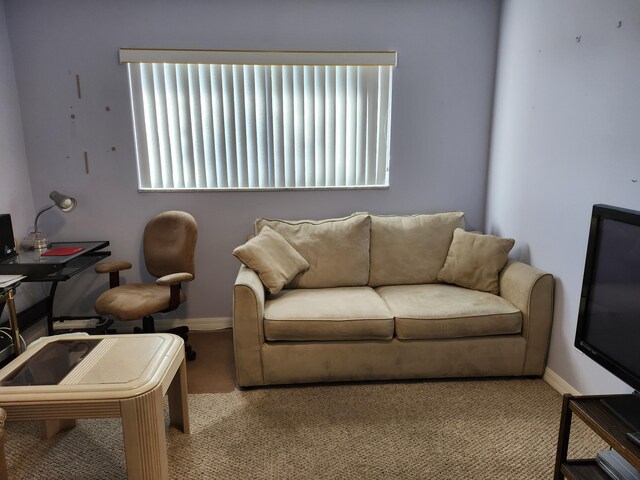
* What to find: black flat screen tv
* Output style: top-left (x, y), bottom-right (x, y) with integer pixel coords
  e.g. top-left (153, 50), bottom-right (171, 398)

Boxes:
top-left (575, 204), bottom-right (640, 431)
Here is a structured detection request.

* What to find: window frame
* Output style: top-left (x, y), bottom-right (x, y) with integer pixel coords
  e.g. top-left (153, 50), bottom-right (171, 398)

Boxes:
top-left (120, 49), bottom-right (397, 192)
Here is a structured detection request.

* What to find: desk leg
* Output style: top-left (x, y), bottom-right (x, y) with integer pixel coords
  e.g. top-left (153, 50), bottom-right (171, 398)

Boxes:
top-left (6, 290), bottom-right (23, 355)
top-left (120, 386), bottom-right (169, 480)
top-left (167, 359), bottom-right (190, 434)
top-left (46, 282), bottom-right (60, 336)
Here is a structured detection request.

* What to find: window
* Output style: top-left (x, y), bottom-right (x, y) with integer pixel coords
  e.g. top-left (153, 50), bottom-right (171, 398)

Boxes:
top-left (120, 49), bottom-right (396, 191)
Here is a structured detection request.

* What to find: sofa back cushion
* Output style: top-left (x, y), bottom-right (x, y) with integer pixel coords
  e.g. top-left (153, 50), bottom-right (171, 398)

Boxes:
top-left (368, 212), bottom-right (465, 287)
top-left (255, 213), bottom-right (371, 288)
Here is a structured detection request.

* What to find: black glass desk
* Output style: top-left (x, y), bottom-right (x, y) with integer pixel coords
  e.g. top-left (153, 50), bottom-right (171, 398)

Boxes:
top-left (0, 241), bottom-right (111, 338)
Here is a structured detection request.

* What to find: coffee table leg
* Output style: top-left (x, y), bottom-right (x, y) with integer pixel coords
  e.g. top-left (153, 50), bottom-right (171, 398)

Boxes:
top-left (0, 408), bottom-right (7, 480)
top-left (41, 419), bottom-right (77, 439)
top-left (120, 386), bottom-right (168, 480)
top-left (167, 358), bottom-right (190, 434)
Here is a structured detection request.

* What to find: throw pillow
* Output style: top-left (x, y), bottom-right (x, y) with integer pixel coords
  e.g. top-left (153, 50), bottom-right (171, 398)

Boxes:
top-left (437, 228), bottom-right (515, 295)
top-left (233, 226), bottom-right (309, 294)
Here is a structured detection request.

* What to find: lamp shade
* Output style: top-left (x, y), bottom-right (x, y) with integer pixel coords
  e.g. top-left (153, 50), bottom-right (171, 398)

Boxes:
top-left (49, 191), bottom-right (76, 213)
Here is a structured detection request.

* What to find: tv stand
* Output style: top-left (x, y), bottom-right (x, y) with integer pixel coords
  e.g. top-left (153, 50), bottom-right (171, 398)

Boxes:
top-left (602, 391), bottom-right (640, 431)
top-left (555, 393), bottom-right (640, 479)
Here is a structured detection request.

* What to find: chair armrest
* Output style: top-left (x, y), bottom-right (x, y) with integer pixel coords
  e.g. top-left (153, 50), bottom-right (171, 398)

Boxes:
top-left (499, 261), bottom-right (555, 375)
top-left (156, 272), bottom-right (193, 286)
top-left (155, 272), bottom-right (193, 311)
top-left (233, 265), bottom-right (266, 386)
top-left (95, 261), bottom-right (132, 274)
top-left (95, 261), bottom-right (133, 289)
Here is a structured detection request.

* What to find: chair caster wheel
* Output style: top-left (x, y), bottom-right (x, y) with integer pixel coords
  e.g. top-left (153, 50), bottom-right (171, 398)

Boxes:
top-left (185, 344), bottom-right (196, 361)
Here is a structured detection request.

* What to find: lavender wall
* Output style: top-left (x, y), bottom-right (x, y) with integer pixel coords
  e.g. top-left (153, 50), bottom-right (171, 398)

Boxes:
top-left (487, 0), bottom-right (640, 394)
top-left (0, 1), bottom-right (41, 317)
top-left (4, 0), bottom-right (500, 323)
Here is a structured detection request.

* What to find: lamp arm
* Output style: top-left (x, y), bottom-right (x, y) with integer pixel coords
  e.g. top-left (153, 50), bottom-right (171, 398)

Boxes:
top-left (33, 203), bottom-right (55, 233)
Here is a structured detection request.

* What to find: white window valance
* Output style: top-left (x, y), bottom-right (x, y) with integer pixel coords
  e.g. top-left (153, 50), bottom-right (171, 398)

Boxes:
top-left (120, 49), bottom-right (397, 67)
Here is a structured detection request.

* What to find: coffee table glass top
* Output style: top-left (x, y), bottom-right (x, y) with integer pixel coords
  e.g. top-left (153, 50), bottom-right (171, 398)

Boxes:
top-left (0, 339), bottom-right (101, 386)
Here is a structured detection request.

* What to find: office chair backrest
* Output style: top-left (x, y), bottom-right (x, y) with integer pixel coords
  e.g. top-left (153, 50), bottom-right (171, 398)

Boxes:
top-left (143, 211), bottom-right (197, 279)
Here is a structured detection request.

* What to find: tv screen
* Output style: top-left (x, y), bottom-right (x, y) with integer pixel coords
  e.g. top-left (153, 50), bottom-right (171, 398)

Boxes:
top-left (575, 204), bottom-right (640, 428)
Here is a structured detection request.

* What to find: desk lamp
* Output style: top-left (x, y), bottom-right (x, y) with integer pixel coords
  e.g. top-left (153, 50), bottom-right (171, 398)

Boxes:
top-left (22, 191), bottom-right (77, 250)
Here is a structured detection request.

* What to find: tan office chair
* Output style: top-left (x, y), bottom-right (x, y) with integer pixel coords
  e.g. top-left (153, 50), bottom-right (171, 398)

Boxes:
top-left (94, 210), bottom-right (197, 360)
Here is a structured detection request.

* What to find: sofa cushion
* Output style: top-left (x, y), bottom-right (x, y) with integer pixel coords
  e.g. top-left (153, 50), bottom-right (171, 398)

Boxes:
top-left (264, 287), bottom-right (394, 341)
top-left (437, 228), bottom-right (515, 295)
top-left (368, 212), bottom-right (465, 287)
top-left (376, 284), bottom-right (522, 340)
top-left (233, 226), bottom-right (310, 294)
top-left (255, 213), bottom-right (370, 289)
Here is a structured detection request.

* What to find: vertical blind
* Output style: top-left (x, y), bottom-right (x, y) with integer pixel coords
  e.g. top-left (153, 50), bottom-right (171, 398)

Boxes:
top-left (122, 50), bottom-right (396, 190)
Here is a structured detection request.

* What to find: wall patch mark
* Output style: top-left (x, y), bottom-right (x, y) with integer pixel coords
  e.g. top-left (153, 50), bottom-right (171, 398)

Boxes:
top-left (76, 75), bottom-right (82, 99)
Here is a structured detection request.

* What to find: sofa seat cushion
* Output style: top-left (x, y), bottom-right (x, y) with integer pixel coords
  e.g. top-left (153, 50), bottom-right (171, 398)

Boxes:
top-left (376, 284), bottom-right (522, 340)
top-left (264, 287), bottom-right (394, 341)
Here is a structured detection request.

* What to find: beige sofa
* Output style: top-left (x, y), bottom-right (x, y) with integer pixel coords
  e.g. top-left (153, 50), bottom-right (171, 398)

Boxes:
top-left (232, 212), bottom-right (554, 387)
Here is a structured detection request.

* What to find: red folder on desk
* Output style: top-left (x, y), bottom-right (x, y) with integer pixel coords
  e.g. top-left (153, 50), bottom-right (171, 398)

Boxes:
top-left (41, 247), bottom-right (85, 256)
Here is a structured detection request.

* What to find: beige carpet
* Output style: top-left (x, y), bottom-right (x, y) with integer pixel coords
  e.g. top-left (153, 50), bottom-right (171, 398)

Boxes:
top-left (5, 378), bottom-right (605, 479)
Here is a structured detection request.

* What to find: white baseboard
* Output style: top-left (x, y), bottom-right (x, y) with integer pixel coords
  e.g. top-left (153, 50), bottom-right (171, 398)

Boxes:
top-left (161, 317), bottom-right (232, 331)
top-left (543, 367), bottom-right (581, 396)
top-left (90, 316), bottom-right (232, 333)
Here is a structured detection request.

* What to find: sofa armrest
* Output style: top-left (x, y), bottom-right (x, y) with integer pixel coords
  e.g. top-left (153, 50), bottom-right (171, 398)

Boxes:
top-left (233, 265), bottom-right (266, 386)
top-left (499, 261), bottom-right (555, 376)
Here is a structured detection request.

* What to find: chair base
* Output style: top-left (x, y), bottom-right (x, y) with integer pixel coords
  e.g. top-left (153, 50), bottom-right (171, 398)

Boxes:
top-left (133, 316), bottom-right (196, 361)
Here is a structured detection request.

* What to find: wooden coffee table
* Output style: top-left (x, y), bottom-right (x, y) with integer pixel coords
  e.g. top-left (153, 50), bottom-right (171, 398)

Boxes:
top-left (0, 333), bottom-right (189, 479)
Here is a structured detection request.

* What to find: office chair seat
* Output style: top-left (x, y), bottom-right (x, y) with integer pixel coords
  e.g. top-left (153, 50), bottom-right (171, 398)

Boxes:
top-left (95, 284), bottom-right (186, 322)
